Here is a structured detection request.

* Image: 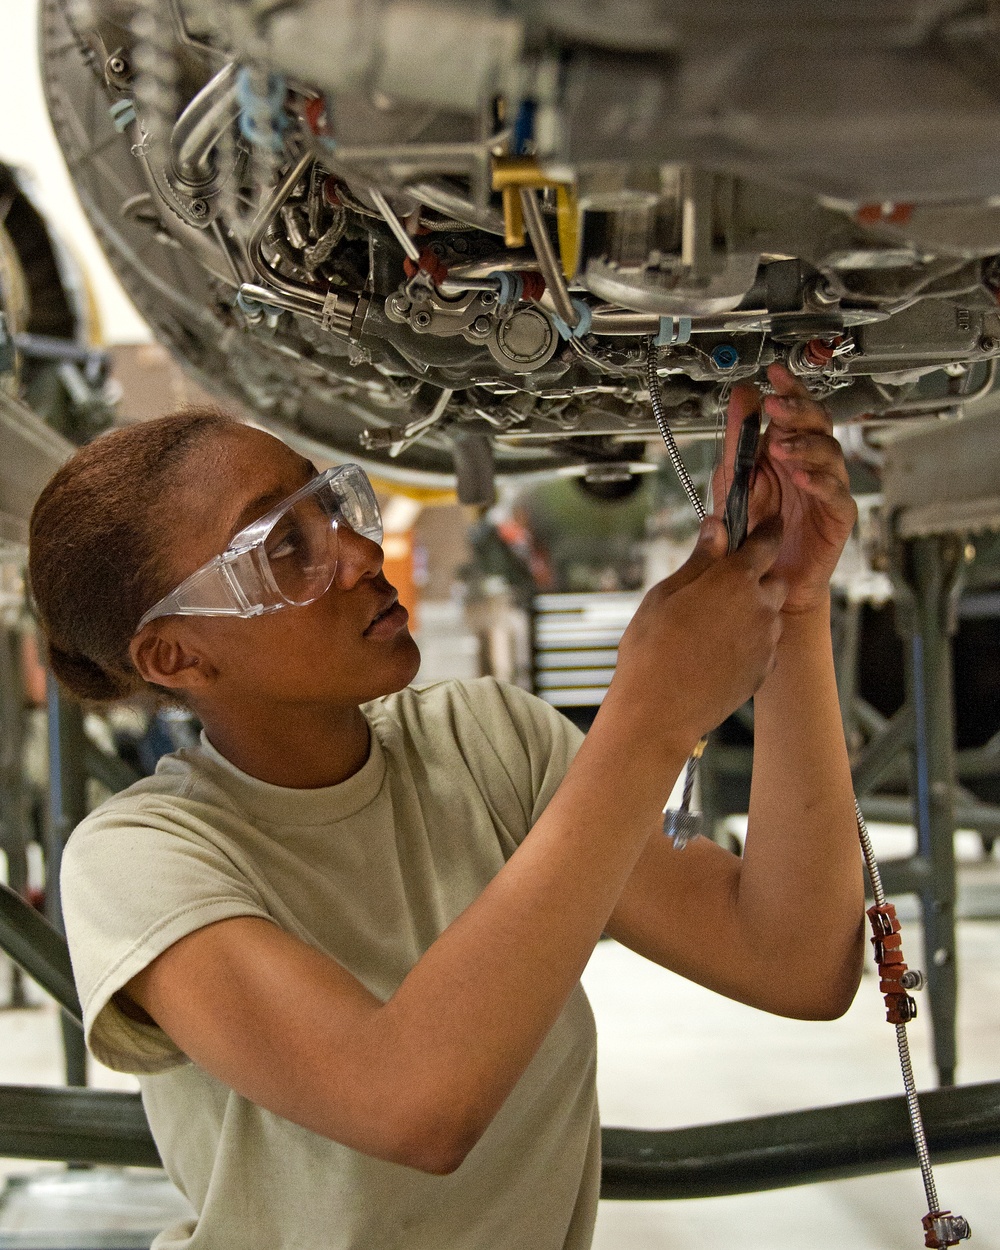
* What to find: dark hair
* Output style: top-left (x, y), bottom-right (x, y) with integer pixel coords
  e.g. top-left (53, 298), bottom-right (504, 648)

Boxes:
top-left (28, 408), bottom-right (238, 703)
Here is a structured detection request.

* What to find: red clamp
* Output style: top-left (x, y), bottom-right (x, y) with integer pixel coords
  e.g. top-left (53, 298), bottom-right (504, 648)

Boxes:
top-left (867, 903), bottom-right (918, 1025)
top-left (923, 1210), bottom-right (972, 1247)
top-left (403, 248), bottom-right (449, 286)
top-left (519, 271), bottom-right (546, 302)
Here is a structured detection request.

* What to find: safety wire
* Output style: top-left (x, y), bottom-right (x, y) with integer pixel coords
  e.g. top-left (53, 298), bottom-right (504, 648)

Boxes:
top-left (646, 339), bottom-right (970, 1248)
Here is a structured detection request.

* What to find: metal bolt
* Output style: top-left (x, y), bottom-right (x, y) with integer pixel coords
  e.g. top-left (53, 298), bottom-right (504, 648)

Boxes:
top-left (106, 54), bottom-right (129, 78)
top-left (471, 315), bottom-right (492, 335)
top-left (901, 969), bottom-right (925, 991)
top-left (413, 310), bottom-right (432, 328)
top-left (450, 236), bottom-right (469, 253)
top-left (188, 198), bottom-right (209, 219)
top-left (979, 335), bottom-right (998, 353)
top-left (809, 275), bottom-right (841, 306)
top-left (479, 290), bottom-right (497, 307)
top-left (429, 243), bottom-right (445, 258)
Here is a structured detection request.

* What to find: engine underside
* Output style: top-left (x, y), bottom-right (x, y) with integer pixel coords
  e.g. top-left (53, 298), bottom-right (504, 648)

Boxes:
top-left (41, 0), bottom-right (1000, 489)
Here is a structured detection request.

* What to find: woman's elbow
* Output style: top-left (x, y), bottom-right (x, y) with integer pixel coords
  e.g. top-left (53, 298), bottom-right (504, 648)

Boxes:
top-left (389, 1107), bottom-right (484, 1175)
top-left (786, 942), bottom-right (865, 1021)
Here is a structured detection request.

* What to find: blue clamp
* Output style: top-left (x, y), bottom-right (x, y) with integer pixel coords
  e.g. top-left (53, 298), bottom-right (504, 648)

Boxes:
top-left (236, 67), bottom-right (289, 151)
top-left (655, 315), bottom-right (692, 346)
top-left (551, 298), bottom-right (593, 341)
top-left (491, 271), bottom-right (524, 310)
top-left (109, 99), bottom-right (136, 132)
top-left (235, 290), bottom-right (281, 319)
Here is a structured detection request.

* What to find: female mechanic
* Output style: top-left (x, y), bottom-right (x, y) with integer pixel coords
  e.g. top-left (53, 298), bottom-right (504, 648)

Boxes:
top-left (27, 363), bottom-right (864, 1250)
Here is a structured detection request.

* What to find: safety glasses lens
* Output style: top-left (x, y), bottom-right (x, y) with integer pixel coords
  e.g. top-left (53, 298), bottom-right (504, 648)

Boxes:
top-left (263, 496), bottom-right (339, 606)
top-left (331, 466), bottom-right (383, 544)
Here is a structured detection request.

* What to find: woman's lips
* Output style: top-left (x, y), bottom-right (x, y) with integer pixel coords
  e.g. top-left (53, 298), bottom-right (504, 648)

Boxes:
top-left (363, 600), bottom-right (408, 639)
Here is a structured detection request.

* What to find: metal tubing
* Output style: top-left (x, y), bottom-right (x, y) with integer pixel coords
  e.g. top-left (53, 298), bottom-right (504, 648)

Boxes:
top-left (851, 703), bottom-right (916, 796)
top-left (0, 882), bottom-right (81, 1023)
top-left (368, 189), bottom-right (421, 263)
top-left (601, 1080), bottom-right (1000, 1199)
top-left (519, 187), bottom-right (579, 329)
top-left (0, 1086), bottom-right (159, 1168)
top-left (3, 1079), bottom-right (999, 1194)
top-left (170, 61), bottom-right (241, 189)
top-left (247, 151), bottom-right (327, 310)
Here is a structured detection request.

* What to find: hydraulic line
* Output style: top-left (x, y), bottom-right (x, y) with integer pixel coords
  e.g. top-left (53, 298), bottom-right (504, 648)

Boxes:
top-left (645, 340), bottom-right (706, 522)
top-left (648, 342), bottom-right (971, 1248)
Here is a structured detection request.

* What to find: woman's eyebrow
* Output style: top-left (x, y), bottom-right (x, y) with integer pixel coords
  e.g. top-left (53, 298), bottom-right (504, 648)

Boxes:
top-left (226, 487), bottom-right (289, 540)
top-left (226, 465), bottom-right (319, 540)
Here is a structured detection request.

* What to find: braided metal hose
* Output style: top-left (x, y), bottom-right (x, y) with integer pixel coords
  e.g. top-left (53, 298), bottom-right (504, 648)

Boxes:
top-left (856, 799), bottom-right (941, 1215)
top-left (646, 340), bottom-right (706, 522)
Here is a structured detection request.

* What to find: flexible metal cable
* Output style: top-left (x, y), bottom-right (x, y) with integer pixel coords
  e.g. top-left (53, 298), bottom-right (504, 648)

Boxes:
top-left (855, 799), bottom-right (940, 1214)
top-left (646, 341), bottom-right (706, 522)
top-left (650, 364), bottom-right (961, 1240)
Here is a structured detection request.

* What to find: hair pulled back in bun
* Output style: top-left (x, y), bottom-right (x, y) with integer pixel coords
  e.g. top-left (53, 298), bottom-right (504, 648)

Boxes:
top-left (29, 408), bottom-right (237, 703)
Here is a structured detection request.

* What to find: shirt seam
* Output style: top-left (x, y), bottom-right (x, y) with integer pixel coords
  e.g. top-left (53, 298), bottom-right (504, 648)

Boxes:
top-left (83, 894), bottom-right (272, 1016)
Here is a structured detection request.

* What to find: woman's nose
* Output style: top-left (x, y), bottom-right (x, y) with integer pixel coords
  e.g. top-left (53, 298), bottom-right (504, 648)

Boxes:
top-left (333, 525), bottom-right (384, 589)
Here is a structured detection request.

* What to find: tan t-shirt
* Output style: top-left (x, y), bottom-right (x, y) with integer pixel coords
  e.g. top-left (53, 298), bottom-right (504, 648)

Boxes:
top-left (61, 678), bottom-right (599, 1250)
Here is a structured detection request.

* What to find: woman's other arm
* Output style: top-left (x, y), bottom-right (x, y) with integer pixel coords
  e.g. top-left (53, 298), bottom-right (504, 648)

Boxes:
top-left (606, 364), bottom-right (864, 1019)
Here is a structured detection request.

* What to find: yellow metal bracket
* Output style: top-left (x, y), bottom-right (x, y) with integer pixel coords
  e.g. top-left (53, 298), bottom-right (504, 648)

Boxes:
top-left (491, 156), bottom-right (580, 280)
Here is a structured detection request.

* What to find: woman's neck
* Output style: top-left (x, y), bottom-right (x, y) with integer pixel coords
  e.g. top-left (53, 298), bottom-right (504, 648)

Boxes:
top-left (196, 698), bottom-right (372, 789)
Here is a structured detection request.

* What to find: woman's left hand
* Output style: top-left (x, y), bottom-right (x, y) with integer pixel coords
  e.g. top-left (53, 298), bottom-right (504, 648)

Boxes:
top-left (715, 362), bottom-right (857, 615)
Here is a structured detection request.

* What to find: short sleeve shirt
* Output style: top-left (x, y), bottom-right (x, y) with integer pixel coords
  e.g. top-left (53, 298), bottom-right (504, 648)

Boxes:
top-left (60, 678), bottom-right (599, 1250)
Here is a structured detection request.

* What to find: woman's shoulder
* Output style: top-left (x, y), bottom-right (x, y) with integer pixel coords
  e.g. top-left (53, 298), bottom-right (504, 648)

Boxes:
top-left (64, 744), bottom-right (250, 866)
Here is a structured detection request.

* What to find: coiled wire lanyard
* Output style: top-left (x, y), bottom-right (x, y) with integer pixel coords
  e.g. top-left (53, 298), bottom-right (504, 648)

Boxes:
top-left (646, 339), bottom-right (971, 1249)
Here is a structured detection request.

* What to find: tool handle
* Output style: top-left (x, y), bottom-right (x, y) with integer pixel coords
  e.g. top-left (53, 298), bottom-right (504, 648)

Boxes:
top-left (723, 411), bottom-right (761, 554)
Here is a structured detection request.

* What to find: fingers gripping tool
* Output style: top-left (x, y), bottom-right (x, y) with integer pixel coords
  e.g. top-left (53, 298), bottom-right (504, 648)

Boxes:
top-left (662, 410), bottom-right (762, 849)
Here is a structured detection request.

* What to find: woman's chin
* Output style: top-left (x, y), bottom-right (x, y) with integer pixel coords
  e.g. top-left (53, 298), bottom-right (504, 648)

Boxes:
top-left (371, 632), bottom-right (422, 696)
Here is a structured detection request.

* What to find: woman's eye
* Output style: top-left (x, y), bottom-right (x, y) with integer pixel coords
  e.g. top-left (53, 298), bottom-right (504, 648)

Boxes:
top-left (267, 526), bottom-right (301, 560)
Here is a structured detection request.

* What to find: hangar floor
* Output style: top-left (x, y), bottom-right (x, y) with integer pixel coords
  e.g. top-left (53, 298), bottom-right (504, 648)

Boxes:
top-left (0, 827), bottom-right (998, 1250)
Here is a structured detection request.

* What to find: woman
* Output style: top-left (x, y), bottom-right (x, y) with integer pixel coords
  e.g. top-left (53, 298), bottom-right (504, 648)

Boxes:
top-left (28, 363), bottom-right (864, 1250)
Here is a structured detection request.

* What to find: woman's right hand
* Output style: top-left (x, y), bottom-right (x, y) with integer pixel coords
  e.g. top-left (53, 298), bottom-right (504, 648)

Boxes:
top-left (609, 514), bottom-right (788, 751)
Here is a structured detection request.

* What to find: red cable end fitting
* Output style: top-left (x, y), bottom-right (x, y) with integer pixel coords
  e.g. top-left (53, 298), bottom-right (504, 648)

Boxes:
top-left (923, 1210), bottom-right (972, 1248)
top-left (304, 95), bottom-right (328, 135)
top-left (802, 338), bottom-right (837, 368)
top-left (867, 902), bottom-right (901, 936)
top-left (403, 248), bottom-right (449, 286)
top-left (519, 271), bottom-right (546, 303)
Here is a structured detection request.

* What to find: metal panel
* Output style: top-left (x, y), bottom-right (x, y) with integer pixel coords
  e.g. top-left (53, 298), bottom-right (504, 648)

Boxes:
top-left (882, 406), bottom-right (1000, 538)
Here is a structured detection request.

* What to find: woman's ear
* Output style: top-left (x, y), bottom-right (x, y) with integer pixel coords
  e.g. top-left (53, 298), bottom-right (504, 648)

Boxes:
top-left (129, 625), bottom-right (215, 692)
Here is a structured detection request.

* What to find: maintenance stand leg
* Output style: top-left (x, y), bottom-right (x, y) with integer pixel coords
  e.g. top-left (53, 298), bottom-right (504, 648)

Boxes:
top-left (45, 675), bottom-right (88, 1088)
top-left (895, 534), bottom-right (964, 1088)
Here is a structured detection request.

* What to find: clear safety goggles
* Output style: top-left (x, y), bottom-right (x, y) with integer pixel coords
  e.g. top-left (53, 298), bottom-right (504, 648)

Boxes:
top-left (135, 464), bottom-right (383, 631)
